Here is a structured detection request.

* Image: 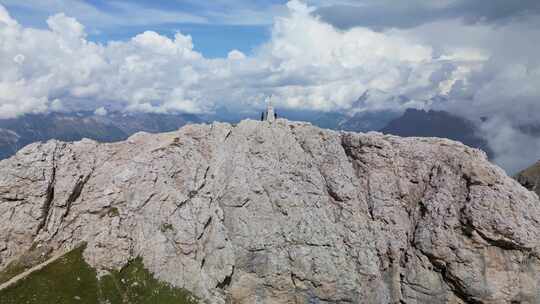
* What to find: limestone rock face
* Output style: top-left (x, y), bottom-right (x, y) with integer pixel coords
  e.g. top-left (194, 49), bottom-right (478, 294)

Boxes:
top-left (1, 119), bottom-right (540, 304)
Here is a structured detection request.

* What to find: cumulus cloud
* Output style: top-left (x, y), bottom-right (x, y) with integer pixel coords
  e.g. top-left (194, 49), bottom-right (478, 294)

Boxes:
top-left (50, 99), bottom-right (64, 112)
top-left (0, 5), bottom-right (209, 117)
top-left (0, 0), bottom-right (452, 118)
top-left (0, 1), bottom-right (539, 172)
top-left (224, 0), bottom-right (448, 112)
top-left (227, 50), bottom-right (246, 60)
top-left (94, 106), bottom-right (107, 116)
top-left (0, 3), bottom-right (16, 26)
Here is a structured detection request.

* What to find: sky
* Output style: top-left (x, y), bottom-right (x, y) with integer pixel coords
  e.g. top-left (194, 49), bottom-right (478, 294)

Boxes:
top-left (0, 0), bottom-right (540, 173)
top-left (0, 0), bottom-right (285, 57)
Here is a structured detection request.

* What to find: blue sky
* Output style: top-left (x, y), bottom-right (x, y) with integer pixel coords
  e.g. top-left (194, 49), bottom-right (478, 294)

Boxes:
top-left (0, 0), bottom-right (287, 57)
top-left (87, 24), bottom-right (270, 58)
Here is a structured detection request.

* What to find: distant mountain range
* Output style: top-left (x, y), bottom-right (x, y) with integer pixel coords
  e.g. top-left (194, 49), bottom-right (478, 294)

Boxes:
top-left (0, 112), bottom-right (201, 160)
top-left (0, 107), bottom-right (493, 161)
top-left (380, 108), bottom-right (493, 158)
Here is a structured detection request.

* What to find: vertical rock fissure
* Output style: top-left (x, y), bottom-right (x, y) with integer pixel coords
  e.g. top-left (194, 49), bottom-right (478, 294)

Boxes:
top-left (289, 128), bottom-right (338, 205)
top-left (339, 134), bottom-right (375, 220)
top-left (197, 216), bottom-right (213, 240)
top-left (365, 176), bottom-right (375, 221)
top-left (216, 265), bottom-right (234, 289)
top-left (62, 173), bottom-right (92, 220)
top-left (172, 165), bottom-right (211, 216)
top-left (35, 144), bottom-right (59, 235)
top-left (46, 171), bottom-right (95, 240)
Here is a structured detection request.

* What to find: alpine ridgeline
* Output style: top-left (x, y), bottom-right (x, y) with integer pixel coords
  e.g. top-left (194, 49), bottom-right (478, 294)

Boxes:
top-left (1, 119), bottom-right (540, 304)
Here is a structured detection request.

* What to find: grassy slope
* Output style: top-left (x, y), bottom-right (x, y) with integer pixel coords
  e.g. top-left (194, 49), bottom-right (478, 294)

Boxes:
top-left (0, 245), bottom-right (198, 304)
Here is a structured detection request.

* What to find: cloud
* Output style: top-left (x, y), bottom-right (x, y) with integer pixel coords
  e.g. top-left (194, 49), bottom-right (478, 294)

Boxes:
top-left (0, 3), bottom-right (16, 25)
top-left (94, 106), bottom-right (107, 116)
top-left (0, 5), bottom-right (207, 117)
top-left (47, 12), bottom-right (85, 39)
top-left (400, 16), bottom-right (540, 172)
top-left (479, 118), bottom-right (540, 174)
top-left (312, 0), bottom-right (540, 30)
top-left (0, 1), bottom-right (450, 117)
top-left (0, 0), bottom-right (209, 28)
top-left (227, 50), bottom-right (246, 60)
top-left (228, 0), bottom-right (444, 112)
top-left (165, 0), bottom-right (286, 25)
top-left (0, 0), bottom-right (281, 31)
top-left (0, 1), bottom-right (539, 173)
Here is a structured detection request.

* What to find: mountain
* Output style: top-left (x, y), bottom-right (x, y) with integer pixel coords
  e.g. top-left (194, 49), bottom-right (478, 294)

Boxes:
top-left (203, 107), bottom-right (398, 132)
top-left (1, 119), bottom-right (539, 303)
top-left (308, 111), bottom-right (349, 130)
top-left (381, 108), bottom-right (493, 157)
top-left (515, 160), bottom-right (540, 196)
top-left (0, 112), bottom-right (201, 160)
top-left (0, 129), bottom-right (20, 160)
top-left (339, 110), bottom-right (401, 132)
top-left (351, 89), bottom-right (415, 110)
top-left (287, 109), bottom-right (400, 133)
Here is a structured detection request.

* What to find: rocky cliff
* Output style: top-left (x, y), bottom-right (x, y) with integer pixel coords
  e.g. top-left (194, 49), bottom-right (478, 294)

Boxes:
top-left (1, 119), bottom-right (539, 304)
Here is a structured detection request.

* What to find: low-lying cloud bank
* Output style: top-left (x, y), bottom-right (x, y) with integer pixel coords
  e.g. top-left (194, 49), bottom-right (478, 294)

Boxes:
top-left (0, 0), bottom-right (539, 173)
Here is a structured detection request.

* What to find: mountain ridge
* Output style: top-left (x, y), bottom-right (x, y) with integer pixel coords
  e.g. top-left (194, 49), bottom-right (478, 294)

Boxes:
top-left (381, 108), bottom-right (493, 157)
top-left (0, 111), bottom-right (201, 160)
top-left (1, 119), bottom-right (539, 303)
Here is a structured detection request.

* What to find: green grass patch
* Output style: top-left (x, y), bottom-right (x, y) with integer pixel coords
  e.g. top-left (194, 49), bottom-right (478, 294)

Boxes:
top-left (107, 257), bottom-right (198, 304)
top-left (0, 245), bottom-right (198, 304)
top-left (107, 207), bottom-right (120, 217)
top-left (160, 223), bottom-right (174, 233)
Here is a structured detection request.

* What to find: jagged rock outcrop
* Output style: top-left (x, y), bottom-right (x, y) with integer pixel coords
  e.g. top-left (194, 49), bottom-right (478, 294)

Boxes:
top-left (1, 119), bottom-right (539, 304)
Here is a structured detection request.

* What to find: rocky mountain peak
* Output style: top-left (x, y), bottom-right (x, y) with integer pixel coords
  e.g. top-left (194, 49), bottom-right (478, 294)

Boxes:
top-left (1, 118), bottom-right (539, 303)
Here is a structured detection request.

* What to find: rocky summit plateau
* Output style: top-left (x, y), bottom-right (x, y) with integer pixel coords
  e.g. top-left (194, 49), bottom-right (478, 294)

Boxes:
top-left (1, 119), bottom-right (540, 304)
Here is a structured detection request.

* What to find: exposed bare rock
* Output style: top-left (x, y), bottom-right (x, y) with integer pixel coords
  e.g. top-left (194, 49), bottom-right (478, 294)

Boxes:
top-left (1, 119), bottom-right (539, 304)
